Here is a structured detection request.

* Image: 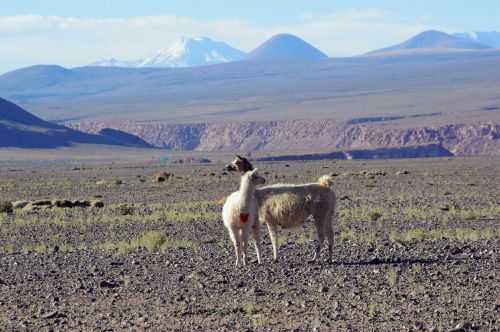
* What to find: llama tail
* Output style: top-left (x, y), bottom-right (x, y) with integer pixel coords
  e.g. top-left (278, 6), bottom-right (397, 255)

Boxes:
top-left (318, 175), bottom-right (334, 188)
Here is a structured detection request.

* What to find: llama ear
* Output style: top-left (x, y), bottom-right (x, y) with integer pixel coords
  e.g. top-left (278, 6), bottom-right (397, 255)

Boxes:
top-left (252, 168), bottom-right (259, 174)
top-left (235, 154), bottom-right (243, 159)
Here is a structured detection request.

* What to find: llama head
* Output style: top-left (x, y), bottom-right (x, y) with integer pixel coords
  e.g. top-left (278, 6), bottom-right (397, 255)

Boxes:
top-left (224, 154), bottom-right (254, 173)
top-left (242, 168), bottom-right (266, 187)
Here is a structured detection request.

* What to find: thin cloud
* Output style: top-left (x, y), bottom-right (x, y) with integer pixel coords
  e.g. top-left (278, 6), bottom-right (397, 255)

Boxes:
top-left (0, 10), bottom-right (450, 73)
top-left (284, 8), bottom-right (450, 56)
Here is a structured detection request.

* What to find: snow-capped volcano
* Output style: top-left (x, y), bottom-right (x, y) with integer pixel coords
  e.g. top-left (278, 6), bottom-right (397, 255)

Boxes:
top-left (89, 37), bottom-right (246, 68)
top-left (139, 37), bottom-right (246, 67)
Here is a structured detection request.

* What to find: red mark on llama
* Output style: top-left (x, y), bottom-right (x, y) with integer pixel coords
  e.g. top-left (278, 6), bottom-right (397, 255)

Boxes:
top-left (240, 213), bottom-right (249, 223)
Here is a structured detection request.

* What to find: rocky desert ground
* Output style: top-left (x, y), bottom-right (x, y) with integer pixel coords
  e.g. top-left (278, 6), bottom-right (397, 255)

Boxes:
top-left (0, 156), bottom-right (499, 331)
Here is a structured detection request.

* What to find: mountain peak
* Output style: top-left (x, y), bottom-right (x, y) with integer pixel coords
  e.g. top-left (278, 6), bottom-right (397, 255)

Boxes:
top-left (247, 34), bottom-right (328, 61)
top-left (267, 33), bottom-right (307, 41)
top-left (139, 36), bottom-right (246, 68)
top-left (409, 30), bottom-right (470, 44)
top-left (418, 30), bottom-right (450, 36)
top-left (90, 37), bottom-right (246, 69)
top-left (368, 30), bottom-right (491, 55)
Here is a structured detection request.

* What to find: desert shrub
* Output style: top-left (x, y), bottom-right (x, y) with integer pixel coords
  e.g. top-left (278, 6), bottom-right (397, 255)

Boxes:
top-left (455, 228), bottom-right (481, 242)
top-left (368, 211), bottom-right (383, 222)
top-left (0, 201), bottom-right (13, 214)
top-left (118, 204), bottom-right (134, 216)
top-left (410, 265), bottom-right (422, 274)
top-left (98, 240), bottom-right (132, 254)
top-left (387, 269), bottom-right (398, 287)
top-left (389, 227), bottom-right (499, 244)
top-left (251, 314), bottom-right (267, 329)
top-left (360, 231), bottom-right (377, 244)
top-left (368, 302), bottom-right (381, 317)
top-left (132, 231), bottom-right (167, 252)
top-left (0, 244), bottom-right (15, 254)
top-left (463, 210), bottom-right (480, 221)
top-left (339, 228), bottom-right (356, 243)
top-left (242, 302), bottom-right (258, 315)
top-left (97, 231), bottom-right (197, 254)
top-left (295, 230), bottom-right (314, 245)
top-left (161, 239), bottom-right (199, 251)
top-left (22, 243), bottom-right (49, 254)
top-left (404, 228), bottom-right (426, 242)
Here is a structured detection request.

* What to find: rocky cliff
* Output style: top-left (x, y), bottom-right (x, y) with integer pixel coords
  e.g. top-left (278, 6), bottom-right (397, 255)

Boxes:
top-left (67, 120), bottom-right (500, 156)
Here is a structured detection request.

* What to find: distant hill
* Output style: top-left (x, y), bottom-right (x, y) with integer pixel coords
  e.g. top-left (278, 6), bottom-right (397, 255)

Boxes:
top-left (0, 65), bottom-right (80, 92)
top-left (89, 37), bottom-right (246, 68)
top-left (0, 97), bottom-right (152, 148)
top-left (0, 96), bottom-right (57, 128)
top-left (96, 128), bottom-right (154, 148)
top-left (368, 30), bottom-right (491, 55)
top-left (247, 34), bottom-right (328, 61)
top-left (0, 65), bottom-right (159, 104)
top-left (90, 58), bottom-right (140, 68)
top-left (2, 49), bottom-right (500, 125)
top-left (454, 31), bottom-right (500, 48)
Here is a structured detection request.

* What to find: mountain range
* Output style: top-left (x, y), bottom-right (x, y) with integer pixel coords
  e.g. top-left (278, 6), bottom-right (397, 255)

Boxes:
top-left (1, 30), bottom-right (499, 155)
top-left (89, 31), bottom-right (499, 70)
top-left (89, 34), bottom-right (327, 68)
top-left (2, 44), bottom-right (500, 124)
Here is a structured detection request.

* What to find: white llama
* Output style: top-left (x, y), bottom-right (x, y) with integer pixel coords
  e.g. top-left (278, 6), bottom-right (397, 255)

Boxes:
top-left (222, 169), bottom-right (266, 266)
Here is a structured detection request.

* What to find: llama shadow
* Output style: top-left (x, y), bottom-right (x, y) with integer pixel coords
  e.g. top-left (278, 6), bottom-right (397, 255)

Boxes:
top-left (327, 253), bottom-right (491, 267)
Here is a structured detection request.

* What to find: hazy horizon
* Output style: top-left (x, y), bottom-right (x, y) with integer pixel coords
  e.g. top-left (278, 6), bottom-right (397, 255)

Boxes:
top-left (1, 0), bottom-right (500, 73)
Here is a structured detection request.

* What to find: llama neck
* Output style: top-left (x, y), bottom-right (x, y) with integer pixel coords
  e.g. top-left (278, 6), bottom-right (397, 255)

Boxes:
top-left (239, 178), bottom-right (255, 212)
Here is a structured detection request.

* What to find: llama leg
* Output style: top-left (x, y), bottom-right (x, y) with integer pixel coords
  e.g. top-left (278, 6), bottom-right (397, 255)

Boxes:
top-left (241, 241), bottom-right (248, 266)
top-left (252, 224), bottom-right (262, 264)
top-left (241, 228), bottom-right (250, 266)
top-left (267, 223), bottom-right (279, 261)
top-left (325, 209), bottom-right (335, 262)
top-left (312, 218), bottom-right (325, 261)
top-left (229, 227), bottom-right (242, 266)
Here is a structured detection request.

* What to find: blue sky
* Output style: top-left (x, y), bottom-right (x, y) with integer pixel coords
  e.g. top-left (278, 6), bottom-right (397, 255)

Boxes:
top-left (1, 0), bottom-right (499, 73)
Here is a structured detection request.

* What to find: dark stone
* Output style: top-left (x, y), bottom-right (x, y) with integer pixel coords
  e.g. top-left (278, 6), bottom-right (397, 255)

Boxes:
top-left (99, 280), bottom-right (119, 289)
